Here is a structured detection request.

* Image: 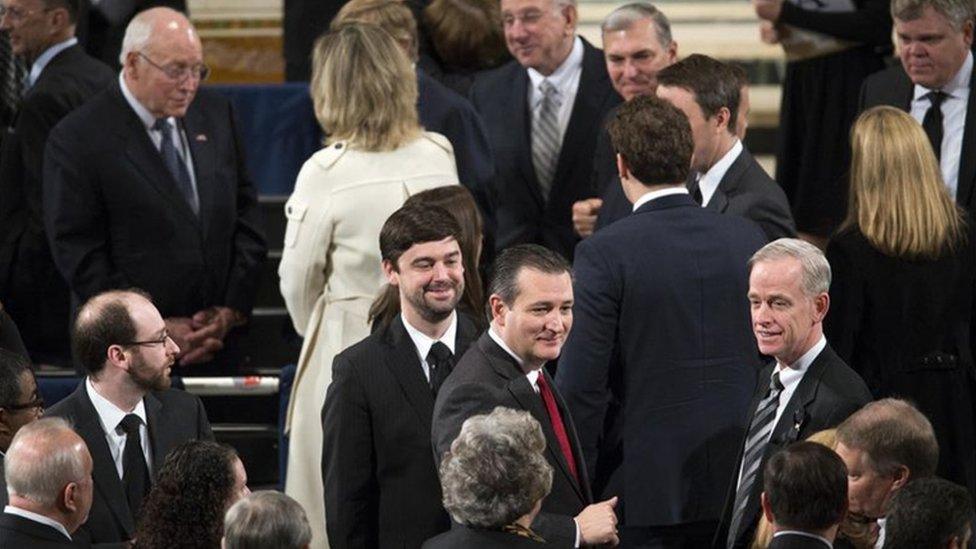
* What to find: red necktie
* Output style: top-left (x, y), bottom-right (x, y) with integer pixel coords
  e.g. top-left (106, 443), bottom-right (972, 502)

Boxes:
top-left (536, 373), bottom-right (580, 484)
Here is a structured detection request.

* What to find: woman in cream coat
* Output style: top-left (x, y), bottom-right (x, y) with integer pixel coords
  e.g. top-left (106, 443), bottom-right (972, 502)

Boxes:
top-left (279, 24), bottom-right (458, 549)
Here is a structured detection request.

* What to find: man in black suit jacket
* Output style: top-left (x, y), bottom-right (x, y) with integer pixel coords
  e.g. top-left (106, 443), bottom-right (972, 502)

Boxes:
top-left (716, 239), bottom-right (872, 549)
top-left (0, 417), bottom-right (93, 549)
top-left (43, 8), bottom-right (266, 369)
top-left (859, 0), bottom-right (976, 213)
top-left (556, 96), bottom-right (766, 547)
top-left (470, 0), bottom-right (621, 260)
top-left (47, 289), bottom-right (214, 547)
top-left (0, 0), bottom-right (113, 365)
top-left (321, 204), bottom-right (479, 548)
top-left (760, 443), bottom-right (848, 549)
top-left (433, 244), bottom-right (619, 548)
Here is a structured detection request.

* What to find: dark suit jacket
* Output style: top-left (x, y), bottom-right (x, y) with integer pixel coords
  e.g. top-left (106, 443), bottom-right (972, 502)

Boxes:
top-left (825, 225), bottom-right (976, 497)
top-left (767, 532), bottom-right (832, 549)
top-left (322, 314), bottom-right (479, 549)
top-left (46, 382), bottom-right (214, 547)
top-left (715, 344), bottom-right (872, 549)
top-left (859, 63), bottom-right (976, 214)
top-left (688, 147), bottom-right (796, 241)
top-left (43, 84), bottom-right (267, 319)
top-left (432, 333), bottom-right (591, 547)
top-left (557, 192), bottom-right (766, 528)
top-left (422, 527), bottom-right (548, 548)
top-left (417, 69), bottom-right (497, 241)
top-left (77, 1), bottom-right (187, 70)
top-left (0, 44), bottom-right (113, 358)
top-left (469, 37), bottom-right (622, 260)
top-left (0, 513), bottom-right (74, 548)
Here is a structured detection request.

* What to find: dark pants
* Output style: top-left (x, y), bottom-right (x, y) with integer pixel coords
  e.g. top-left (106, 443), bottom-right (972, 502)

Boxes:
top-left (620, 521), bottom-right (719, 549)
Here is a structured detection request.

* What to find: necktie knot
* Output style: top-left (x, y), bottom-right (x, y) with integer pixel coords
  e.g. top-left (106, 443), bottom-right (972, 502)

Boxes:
top-left (152, 117), bottom-right (171, 133)
top-left (770, 371), bottom-right (784, 393)
top-left (927, 90), bottom-right (947, 108)
top-left (539, 80), bottom-right (560, 107)
top-left (119, 413), bottom-right (142, 435)
top-left (427, 341), bottom-right (452, 364)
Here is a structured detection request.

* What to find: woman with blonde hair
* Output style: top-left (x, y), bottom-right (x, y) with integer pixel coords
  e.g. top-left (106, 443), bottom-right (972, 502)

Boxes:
top-left (279, 22), bottom-right (458, 549)
top-left (825, 105), bottom-right (976, 499)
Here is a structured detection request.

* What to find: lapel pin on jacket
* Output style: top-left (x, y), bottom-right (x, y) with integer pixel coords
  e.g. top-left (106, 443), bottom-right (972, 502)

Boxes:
top-left (195, 134), bottom-right (207, 142)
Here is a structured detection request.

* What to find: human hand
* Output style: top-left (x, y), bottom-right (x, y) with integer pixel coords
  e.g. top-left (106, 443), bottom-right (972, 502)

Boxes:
top-left (572, 198), bottom-right (604, 238)
top-left (165, 317), bottom-right (195, 355)
top-left (576, 496), bottom-right (619, 546)
top-left (759, 21), bottom-right (781, 44)
top-left (753, 0), bottom-right (783, 21)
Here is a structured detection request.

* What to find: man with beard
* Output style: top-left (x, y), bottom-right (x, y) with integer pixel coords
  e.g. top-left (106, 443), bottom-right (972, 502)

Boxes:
top-left (47, 289), bottom-right (213, 547)
top-left (321, 204), bottom-right (480, 549)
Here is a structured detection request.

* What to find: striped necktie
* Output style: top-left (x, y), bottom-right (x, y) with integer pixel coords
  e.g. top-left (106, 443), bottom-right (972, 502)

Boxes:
top-left (531, 79), bottom-right (561, 201)
top-left (728, 371), bottom-right (784, 547)
top-left (0, 33), bottom-right (25, 126)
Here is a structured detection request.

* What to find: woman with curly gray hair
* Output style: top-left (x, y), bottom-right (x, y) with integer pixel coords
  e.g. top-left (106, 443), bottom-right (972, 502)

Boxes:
top-left (423, 406), bottom-right (553, 548)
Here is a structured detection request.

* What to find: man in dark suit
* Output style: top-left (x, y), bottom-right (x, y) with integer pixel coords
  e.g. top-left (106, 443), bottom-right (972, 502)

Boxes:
top-left (0, 0), bottom-right (114, 366)
top-left (0, 417), bottom-right (93, 548)
top-left (47, 289), bottom-right (214, 547)
top-left (470, 0), bottom-right (621, 260)
top-left (321, 204), bottom-right (480, 548)
top-left (760, 442), bottom-right (848, 549)
top-left (43, 7), bottom-right (266, 369)
top-left (860, 0), bottom-right (975, 212)
top-left (76, 0), bottom-right (186, 70)
top-left (716, 239), bottom-right (872, 549)
top-left (657, 55), bottom-right (795, 241)
top-left (556, 96), bottom-right (766, 547)
top-left (433, 244), bottom-right (619, 547)
top-left (0, 349), bottom-right (42, 509)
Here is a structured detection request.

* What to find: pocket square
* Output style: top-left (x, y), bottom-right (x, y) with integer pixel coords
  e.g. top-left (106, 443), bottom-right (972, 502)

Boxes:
top-left (195, 134), bottom-right (208, 142)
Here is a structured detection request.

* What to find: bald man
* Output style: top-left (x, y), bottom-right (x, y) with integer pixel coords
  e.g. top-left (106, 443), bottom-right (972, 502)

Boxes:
top-left (43, 7), bottom-right (266, 371)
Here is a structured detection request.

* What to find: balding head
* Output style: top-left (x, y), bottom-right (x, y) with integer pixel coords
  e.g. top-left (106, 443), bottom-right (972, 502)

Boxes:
top-left (120, 7), bottom-right (205, 119)
top-left (6, 418), bottom-right (93, 533)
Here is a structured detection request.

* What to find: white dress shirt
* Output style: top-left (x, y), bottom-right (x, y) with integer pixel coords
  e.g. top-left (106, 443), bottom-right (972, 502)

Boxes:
top-left (527, 36), bottom-right (584, 150)
top-left (632, 186), bottom-right (690, 212)
top-left (118, 72), bottom-right (200, 202)
top-left (25, 37), bottom-right (78, 90)
top-left (697, 139), bottom-right (743, 207)
top-left (85, 378), bottom-right (153, 479)
top-left (910, 51), bottom-right (972, 201)
top-left (4, 505), bottom-right (72, 540)
top-left (874, 518), bottom-right (886, 549)
top-left (402, 312), bottom-right (458, 382)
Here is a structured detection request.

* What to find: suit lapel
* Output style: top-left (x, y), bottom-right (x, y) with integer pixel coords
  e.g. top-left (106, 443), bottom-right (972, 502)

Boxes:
top-left (70, 384), bottom-right (135, 536)
top-left (770, 345), bottom-right (833, 444)
top-left (181, 106), bottom-right (216, 228)
top-left (383, 317), bottom-right (436, 424)
top-left (709, 147), bottom-right (752, 213)
top-left (957, 62), bottom-right (976, 208)
top-left (144, 392), bottom-right (169, 479)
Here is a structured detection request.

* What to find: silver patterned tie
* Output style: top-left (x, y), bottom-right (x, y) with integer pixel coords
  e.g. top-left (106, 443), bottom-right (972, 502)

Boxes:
top-left (0, 32), bottom-right (24, 126)
top-left (532, 79), bottom-right (561, 201)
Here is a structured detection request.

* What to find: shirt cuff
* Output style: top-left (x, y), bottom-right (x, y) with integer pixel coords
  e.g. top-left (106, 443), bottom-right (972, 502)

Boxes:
top-left (574, 517), bottom-right (581, 547)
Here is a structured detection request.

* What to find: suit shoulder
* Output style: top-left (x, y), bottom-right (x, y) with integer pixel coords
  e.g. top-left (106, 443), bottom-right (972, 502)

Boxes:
top-left (151, 387), bottom-right (205, 408)
top-left (333, 332), bottom-right (385, 368)
top-left (50, 87), bottom-right (116, 134)
top-left (471, 61), bottom-right (522, 96)
top-left (861, 65), bottom-right (911, 107)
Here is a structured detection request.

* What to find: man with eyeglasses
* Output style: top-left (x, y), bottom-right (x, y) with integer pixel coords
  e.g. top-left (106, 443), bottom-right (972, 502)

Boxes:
top-left (43, 6), bottom-right (266, 372)
top-left (0, 0), bottom-right (113, 368)
top-left (0, 348), bottom-right (42, 509)
top-left (47, 288), bottom-right (213, 548)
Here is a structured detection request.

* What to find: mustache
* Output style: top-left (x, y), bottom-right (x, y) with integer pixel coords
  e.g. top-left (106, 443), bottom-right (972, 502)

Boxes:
top-left (424, 281), bottom-right (458, 292)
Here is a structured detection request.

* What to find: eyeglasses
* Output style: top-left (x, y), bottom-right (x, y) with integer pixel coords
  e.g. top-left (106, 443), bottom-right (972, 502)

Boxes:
top-left (4, 396), bottom-right (44, 412)
top-left (0, 5), bottom-right (51, 23)
top-left (138, 52), bottom-right (210, 83)
top-left (121, 333), bottom-right (172, 348)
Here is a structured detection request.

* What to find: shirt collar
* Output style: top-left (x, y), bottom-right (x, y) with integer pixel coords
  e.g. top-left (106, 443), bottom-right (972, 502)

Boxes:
top-left (697, 139), bottom-right (743, 207)
top-left (402, 312), bottom-right (457, 360)
top-left (771, 530), bottom-right (832, 548)
top-left (119, 72), bottom-right (174, 131)
top-left (913, 50), bottom-right (973, 102)
top-left (488, 327), bottom-right (544, 391)
top-left (775, 334), bottom-right (827, 385)
top-left (632, 186), bottom-right (689, 212)
top-left (4, 506), bottom-right (72, 540)
top-left (86, 377), bottom-right (147, 435)
top-left (25, 37), bottom-right (77, 89)
top-left (527, 36), bottom-right (583, 102)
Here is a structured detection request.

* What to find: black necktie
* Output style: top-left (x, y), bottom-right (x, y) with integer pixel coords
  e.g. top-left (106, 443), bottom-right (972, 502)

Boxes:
top-left (923, 91), bottom-right (946, 161)
top-left (427, 341), bottom-right (454, 395)
top-left (119, 414), bottom-right (151, 520)
top-left (152, 118), bottom-right (199, 215)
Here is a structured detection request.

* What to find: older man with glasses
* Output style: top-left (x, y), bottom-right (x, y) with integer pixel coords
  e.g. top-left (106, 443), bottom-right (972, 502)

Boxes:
top-left (42, 6), bottom-right (266, 372)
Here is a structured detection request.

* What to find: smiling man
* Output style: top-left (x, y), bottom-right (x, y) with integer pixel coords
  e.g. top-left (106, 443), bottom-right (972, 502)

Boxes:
top-left (433, 243), bottom-right (619, 548)
top-left (860, 0), bottom-right (976, 212)
top-left (715, 238), bottom-right (870, 549)
top-left (321, 204), bottom-right (480, 549)
top-left (46, 289), bottom-right (213, 547)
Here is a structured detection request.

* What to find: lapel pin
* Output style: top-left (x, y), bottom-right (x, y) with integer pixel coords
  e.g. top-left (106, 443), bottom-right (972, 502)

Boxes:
top-left (195, 134), bottom-right (207, 142)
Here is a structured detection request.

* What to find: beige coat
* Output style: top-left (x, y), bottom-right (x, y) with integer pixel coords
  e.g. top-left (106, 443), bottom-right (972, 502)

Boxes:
top-left (279, 132), bottom-right (459, 549)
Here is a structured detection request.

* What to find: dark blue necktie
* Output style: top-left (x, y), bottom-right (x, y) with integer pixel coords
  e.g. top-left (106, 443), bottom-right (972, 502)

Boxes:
top-left (153, 118), bottom-right (199, 215)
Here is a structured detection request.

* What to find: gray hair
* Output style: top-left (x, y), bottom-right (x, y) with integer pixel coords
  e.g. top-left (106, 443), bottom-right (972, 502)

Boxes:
top-left (223, 491), bottom-right (312, 549)
top-left (601, 2), bottom-right (673, 48)
top-left (836, 399), bottom-right (939, 478)
top-left (748, 238), bottom-right (831, 296)
top-left (6, 418), bottom-right (87, 506)
top-left (440, 407), bottom-right (553, 528)
top-left (891, 0), bottom-right (974, 30)
top-left (119, 11), bottom-right (154, 65)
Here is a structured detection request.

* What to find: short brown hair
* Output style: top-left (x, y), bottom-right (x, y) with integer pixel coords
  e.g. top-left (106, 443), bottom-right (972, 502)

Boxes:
top-left (606, 95), bottom-right (692, 186)
top-left (764, 442), bottom-right (848, 531)
top-left (488, 244), bottom-right (571, 306)
top-left (424, 0), bottom-right (508, 70)
top-left (836, 398), bottom-right (939, 478)
top-left (72, 289), bottom-right (152, 376)
top-left (658, 54), bottom-right (740, 136)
